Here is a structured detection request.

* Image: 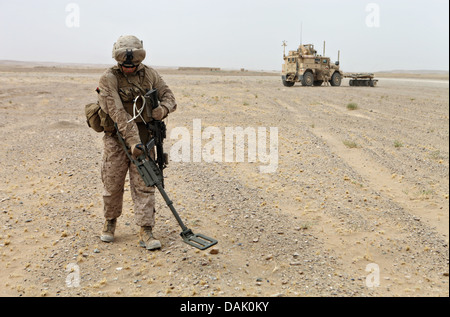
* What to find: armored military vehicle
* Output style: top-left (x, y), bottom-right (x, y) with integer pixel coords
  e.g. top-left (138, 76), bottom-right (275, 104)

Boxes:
top-left (282, 43), bottom-right (343, 87)
top-left (281, 42), bottom-right (378, 87)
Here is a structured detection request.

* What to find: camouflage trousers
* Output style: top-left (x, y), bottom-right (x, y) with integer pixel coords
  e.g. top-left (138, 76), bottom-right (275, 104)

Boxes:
top-left (101, 134), bottom-right (156, 227)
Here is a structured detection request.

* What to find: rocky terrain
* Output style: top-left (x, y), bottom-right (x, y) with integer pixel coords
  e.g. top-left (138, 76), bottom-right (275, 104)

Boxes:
top-left (0, 65), bottom-right (448, 297)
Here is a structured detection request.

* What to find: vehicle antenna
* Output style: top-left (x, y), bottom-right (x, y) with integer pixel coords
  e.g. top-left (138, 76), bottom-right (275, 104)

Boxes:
top-left (300, 22), bottom-right (303, 45)
top-left (282, 40), bottom-right (287, 58)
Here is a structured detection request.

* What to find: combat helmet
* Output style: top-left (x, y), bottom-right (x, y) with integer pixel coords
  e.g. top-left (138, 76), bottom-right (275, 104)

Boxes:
top-left (112, 35), bottom-right (146, 67)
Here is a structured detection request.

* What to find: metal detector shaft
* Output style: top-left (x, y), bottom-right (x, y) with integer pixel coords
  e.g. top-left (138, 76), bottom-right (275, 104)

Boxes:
top-left (157, 186), bottom-right (187, 231)
top-left (114, 123), bottom-right (218, 250)
top-left (155, 182), bottom-right (217, 250)
top-left (136, 156), bottom-right (218, 250)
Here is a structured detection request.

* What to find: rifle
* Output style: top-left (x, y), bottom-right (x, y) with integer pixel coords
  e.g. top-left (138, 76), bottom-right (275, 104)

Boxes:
top-left (114, 93), bottom-right (217, 250)
top-left (143, 89), bottom-right (168, 187)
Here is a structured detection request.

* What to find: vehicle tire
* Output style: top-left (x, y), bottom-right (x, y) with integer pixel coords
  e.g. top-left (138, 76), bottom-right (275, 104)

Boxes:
top-left (330, 72), bottom-right (342, 86)
top-left (349, 80), bottom-right (354, 86)
top-left (301, 72), bottom-right (314, 86)
top-left (282, 76), bottom-right (295, 87)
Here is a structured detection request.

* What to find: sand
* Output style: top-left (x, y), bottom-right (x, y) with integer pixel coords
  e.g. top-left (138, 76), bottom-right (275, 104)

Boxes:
top-left (0, 65), bottom-right (448, 297)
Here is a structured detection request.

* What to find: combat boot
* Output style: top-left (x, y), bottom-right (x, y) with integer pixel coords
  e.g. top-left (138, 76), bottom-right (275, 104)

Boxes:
top-left (139, 226), bottom-right (162, 250)
top-left (100, 219), bottom-right (117, 243)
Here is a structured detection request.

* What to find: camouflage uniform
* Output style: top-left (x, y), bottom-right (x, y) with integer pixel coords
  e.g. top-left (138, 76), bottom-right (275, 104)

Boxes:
top-left (98, 37), bottom-right (177, 231)
top-left (101, 131), bottom-right (156, 227)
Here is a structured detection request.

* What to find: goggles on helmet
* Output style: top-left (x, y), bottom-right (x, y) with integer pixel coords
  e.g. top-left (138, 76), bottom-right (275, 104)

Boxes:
top-left (121, 49), bottom-right (136, 68)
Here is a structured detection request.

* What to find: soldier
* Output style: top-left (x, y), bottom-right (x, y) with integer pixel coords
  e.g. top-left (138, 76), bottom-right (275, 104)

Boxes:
top-left (97, 35), bottom-right (177, 250)
top-left (323, 70), bottom-right (330, 86)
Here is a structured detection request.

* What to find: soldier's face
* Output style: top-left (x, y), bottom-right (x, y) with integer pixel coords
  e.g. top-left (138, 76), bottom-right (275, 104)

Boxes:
top-left (121, 65), bottom-right (137, 74)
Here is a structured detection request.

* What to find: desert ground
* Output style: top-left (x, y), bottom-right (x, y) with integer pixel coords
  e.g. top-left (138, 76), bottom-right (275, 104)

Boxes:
top-left (0, 63), bottom-right (448, 297)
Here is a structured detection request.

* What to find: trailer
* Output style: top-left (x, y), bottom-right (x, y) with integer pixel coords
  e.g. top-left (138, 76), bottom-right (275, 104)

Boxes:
top-left (345, 73), bottom-right (378, 87)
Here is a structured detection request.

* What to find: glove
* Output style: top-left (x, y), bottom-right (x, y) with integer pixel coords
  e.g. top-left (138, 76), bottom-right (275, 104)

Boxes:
top-left (151, 105), bottom-right (168, 121)
top-left (131, 144), bottom-right (143, 158)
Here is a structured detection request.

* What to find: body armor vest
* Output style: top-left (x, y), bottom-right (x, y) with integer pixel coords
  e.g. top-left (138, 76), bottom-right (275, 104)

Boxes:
top-left (112, 66), bottom-right (153, 123)
top-left (111, 66), bottom-right (153, 143)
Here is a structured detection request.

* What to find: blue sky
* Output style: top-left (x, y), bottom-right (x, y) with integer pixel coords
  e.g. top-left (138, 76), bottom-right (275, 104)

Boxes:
top-left (0, 0), bottom-right (448, 72)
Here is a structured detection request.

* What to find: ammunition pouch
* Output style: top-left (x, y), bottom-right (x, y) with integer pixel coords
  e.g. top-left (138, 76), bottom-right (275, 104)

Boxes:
top-left (85, 102), bottom-right (115, 133)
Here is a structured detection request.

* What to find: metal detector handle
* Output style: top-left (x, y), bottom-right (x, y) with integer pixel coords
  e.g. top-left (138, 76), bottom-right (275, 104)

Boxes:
top-left (143, 89), bottom-right (159, 119)
top-left (144, 89), bottom-right (160, 109)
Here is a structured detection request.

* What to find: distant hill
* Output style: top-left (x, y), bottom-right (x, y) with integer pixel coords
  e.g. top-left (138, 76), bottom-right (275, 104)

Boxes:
top-left (1, 60), bottom-right (448, 79)
top-left (377, 69), bottom-right (449, 75)
top-left (374, 69), bottom-right (449, 80)
top-left (0, 60), bottom-right (110, 69)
